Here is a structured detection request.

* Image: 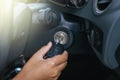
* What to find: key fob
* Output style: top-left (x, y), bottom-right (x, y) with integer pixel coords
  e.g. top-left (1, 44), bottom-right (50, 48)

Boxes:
top-left (44, 43), bottom-right (64, 59)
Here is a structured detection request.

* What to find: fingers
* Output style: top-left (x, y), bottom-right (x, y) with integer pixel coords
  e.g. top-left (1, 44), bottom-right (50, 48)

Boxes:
top-left (35, 42), bottom-right (52, 59)
top-left (48, 51), bottom-right (68, 66)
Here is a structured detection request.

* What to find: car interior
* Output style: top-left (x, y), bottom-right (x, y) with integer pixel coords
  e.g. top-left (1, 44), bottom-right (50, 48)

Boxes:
top-left (0, 0), bottom-right (120, 80)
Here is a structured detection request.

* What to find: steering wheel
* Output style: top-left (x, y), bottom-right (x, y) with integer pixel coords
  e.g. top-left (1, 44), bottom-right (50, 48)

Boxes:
top-left (0, 1), bottom-right (13, 72)
top-left (0, 2), bottom-right (32, 74)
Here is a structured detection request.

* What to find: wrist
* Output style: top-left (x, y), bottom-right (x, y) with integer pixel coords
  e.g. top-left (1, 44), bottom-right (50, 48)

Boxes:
top-left (13, 70), bottom-right (26, 80)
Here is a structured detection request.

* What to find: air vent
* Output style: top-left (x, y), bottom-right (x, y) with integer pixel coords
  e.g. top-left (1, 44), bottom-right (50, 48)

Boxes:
top-left (97, 0), bottom-right (112, 10)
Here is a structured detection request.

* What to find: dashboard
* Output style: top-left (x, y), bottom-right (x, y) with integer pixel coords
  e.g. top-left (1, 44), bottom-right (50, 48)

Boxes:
top-left (28, 0), bottom-right (120, 70)
top-left (0, 0), bottom-right (120, 79)
top-left (45, 0), bottom-right (120, 70)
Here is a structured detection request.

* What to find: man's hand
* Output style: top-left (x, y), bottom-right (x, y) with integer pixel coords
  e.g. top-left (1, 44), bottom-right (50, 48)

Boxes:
top-left (13, 42), bottom-right (68, 80)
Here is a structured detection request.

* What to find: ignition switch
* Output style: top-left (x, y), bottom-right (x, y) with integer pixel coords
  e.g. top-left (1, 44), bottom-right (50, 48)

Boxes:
top-left (44, 27), bottom-right (73, 59)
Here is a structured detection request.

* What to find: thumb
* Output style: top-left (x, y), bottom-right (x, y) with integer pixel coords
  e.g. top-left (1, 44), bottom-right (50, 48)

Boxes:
top-left (36, 42), bottom-right (52, 59)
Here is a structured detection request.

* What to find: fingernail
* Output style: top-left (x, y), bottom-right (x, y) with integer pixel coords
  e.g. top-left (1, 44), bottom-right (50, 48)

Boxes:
top-left (47, 41), bottom-right (52, 46)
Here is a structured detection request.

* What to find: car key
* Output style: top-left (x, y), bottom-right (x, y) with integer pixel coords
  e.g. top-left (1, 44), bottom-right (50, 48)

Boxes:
top-left (44, 42), bottom-right (64, 59)
top-left (44, 31), bottom-right (69, 59)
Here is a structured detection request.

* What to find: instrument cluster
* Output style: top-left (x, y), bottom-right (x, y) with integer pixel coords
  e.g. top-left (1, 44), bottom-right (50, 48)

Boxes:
top-left (49, 0), bottom-right (88, 8)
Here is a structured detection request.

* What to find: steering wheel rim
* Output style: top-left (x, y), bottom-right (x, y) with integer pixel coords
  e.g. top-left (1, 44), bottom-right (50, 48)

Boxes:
top-left (0, 1), bottom-right (13, 72)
